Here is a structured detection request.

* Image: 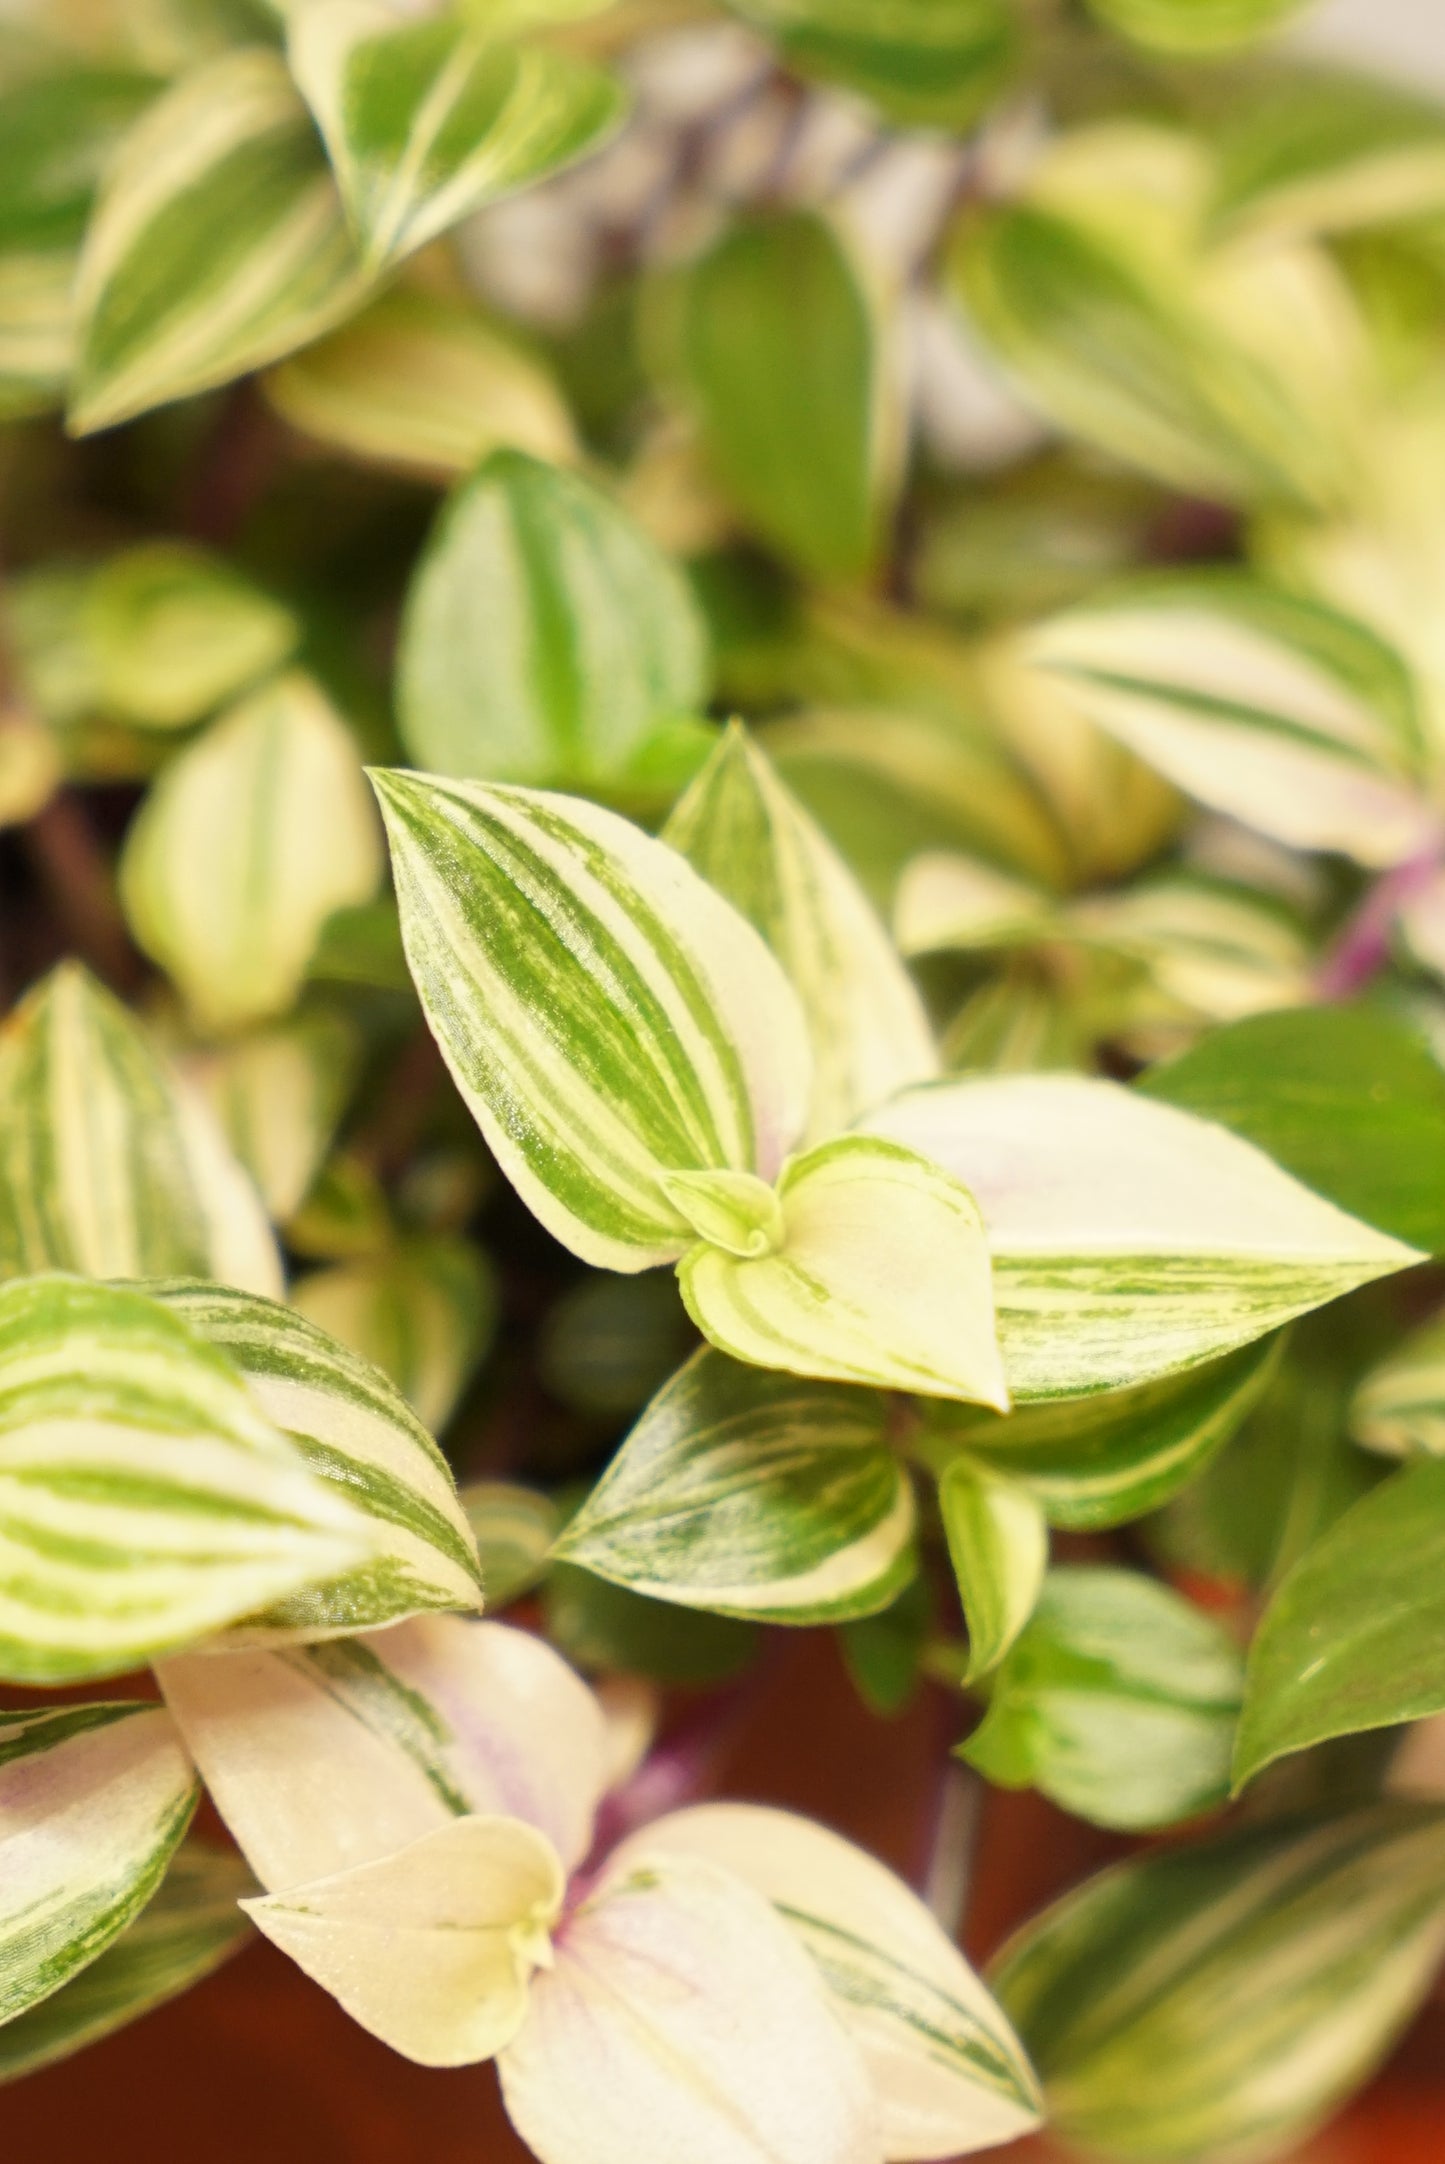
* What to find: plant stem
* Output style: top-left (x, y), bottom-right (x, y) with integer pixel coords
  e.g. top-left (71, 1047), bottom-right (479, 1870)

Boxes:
top-left (1315, 844), bottom-right (1445, 1002)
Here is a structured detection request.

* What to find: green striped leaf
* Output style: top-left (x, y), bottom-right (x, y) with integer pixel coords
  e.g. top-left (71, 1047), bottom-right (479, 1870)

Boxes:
top-left (262, 284), bottom-right (578, 480)
top-left (951, 126), bottom-right (1357, 511)
top-left (121, 671), bottom-right (384, 1032)
top-left (83, 542), bottom-right (299, 732)
top-left (1214, 74), bottom-right (1445, 240)
top-left (555, 1346), bottom-right (916, 1625)
top-left (939, 1461), bottom-right (1047, 1681)
top-left (461, 1481), bottom-right (559, 1608)
top-left (1352, 1307), bottom-right (1445, 1457)
top-left (159, 1614), bottom-right (611, 1886)
top-left (632, 1802), bottom-right (1043, 2157)
top-left (991, 1802), bottom-right (1445, 2163)
top-left (69, 47), bottom-right (368, 437)
top-left (397, 449), bottom-right (709, 789)
top-left (865, 1075), bottom-right (1419, 1399)
top-left (918, 1336), bottom-right (1281, 1531)
top-left (152, 1279), bottom-right (484, 1640)
top-left (0, 1842), bottom-right (252, 2083)
top-left (670, 211), bottom-right (899, 584)
top-left (291, 1234), bottom-right (497, 1433)
top-left (1085, 0), bottom-right (1305, 51)
top-left (664, 724), bottom-right (936, 1143)
top-left (726, 0), bottom-right (1018, 129)
top-left (1234, 1458), bottom-right (1445, 1786)
top-left (189, 1008), bottom-right (360, 1224)
top-left (0, 248), bottom-right (78, 420)
top-left (675, 1136), bottom-right (1009, 1406)
top-left (0, 1702), bottom-right (197, 2025)
top-left (288, 3), bottom-right (625, 274)
top-left (1022, 576), bottom-right (1432, 868)
top-left (0, 1274), bottom-right (377, 1683)
top-left (372, 769), bottom-right (811, 1272)
top-left (0, 963), bottom-right (281, 1296)
top-left (960, 1566), bottom-right (1244, 1832)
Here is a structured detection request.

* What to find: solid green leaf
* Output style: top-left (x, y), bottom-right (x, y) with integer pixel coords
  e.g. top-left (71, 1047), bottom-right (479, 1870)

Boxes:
top-left (153, 1279), bottom-right (485, 1641)
top-left (288, 2), bottom-right (625, 273)
top-left (839, 1574), bottom-right (932, 1715)
top-left (1085, 0), bottom-right (1307, 53)
top-left (397, 449), bottom-right (710, 789)
top-left (672, 211), bottom-right (898, 583)
top-left (372, 769), bottom-right (811, 1272)
top-left (0, 1842), bottom-right (252, 2083)
top-left (0, 1702), bottom-right (197, 2026)
top-left (543, 1563), bottom-right (761, 1686)
top-left (263, 284), bottom-right (578, 479)
top-left (1351, 1306), bottom-right (1445, 1457)
top-left (866, 1075), bottom-right (1417, 1399)
top-left (664, 723), bottom-right (937, 1141)
top-left (1140, 1004), bottom-right (1445, 1252)
top-left (535, 1270), bottom-right (694, 1419)
top-left (918, 1336), bottom-right (1281, 1530)
top-left (69, 47), bottom-right (368, 436)
top-left (1022, 575), bottom-right (1431, 867)
top-left (121, 670), bottom-right (383, 1032)
top-left (460, 1481), bottom-right (559, 1608)
top-left (939, 1461), bottom-right (1047, 1681)
top-left (0, 1274), bottom-right (377, 1683)
top-left (991, 1802), bottom-right (1445, 2162)
top-left (675, 1135), bottom-right (1009, 1406)
top-left (0, 66), bottom-right (158, 254)
top-left (1234, 1457), bottom-right (1445, 1785)
top-left (85, 542), bottom-right (299, 731)
top-left (961, 1567), bottom-right (1243, 1832)
top-left (556, 1346), bottom-right (916, 1625)
top-left (725, 0), bottom-right (1018, 128)
top-left (0, 962), bottom-right (281, 1296)
top-left (291, 1234), bottom-right (498, 1433)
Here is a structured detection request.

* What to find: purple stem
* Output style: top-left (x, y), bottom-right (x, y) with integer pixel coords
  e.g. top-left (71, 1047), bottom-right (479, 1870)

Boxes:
top-left (1315, 843), bottom-right (1445, 1002)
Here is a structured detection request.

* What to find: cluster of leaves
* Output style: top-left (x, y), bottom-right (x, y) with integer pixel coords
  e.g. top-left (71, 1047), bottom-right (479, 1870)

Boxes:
top-left (8, 0), bottom-right (1445, 2159)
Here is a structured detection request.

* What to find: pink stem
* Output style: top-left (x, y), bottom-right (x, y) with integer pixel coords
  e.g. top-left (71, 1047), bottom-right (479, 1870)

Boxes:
top-left (1315, 843), bottom-right (1445, 1001)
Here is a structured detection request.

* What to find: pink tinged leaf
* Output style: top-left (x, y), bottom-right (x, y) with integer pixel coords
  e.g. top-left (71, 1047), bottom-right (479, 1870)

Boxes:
top-left (498, 1851), bottom-right (884, 2164)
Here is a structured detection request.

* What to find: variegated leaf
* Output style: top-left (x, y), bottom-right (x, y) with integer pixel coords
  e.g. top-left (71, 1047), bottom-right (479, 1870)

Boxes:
top-left (292, 1235), bottom-right (497, 1434)
top-left (664, 724), bottom-right (937, 1142)
top-left (84, 541), bottom-right (299, 732)
top-left (263, 284), bottom-right (578, 480)
top-left (991, 1802), bottom-right (1445, 2163)
top-left (121, 671), bottom-right (383, 1032)
top-left (288, 2), bottom-right (625, 273)
top-left (1021, 576), bottom-right (1433, 868)
top-left (189, 1008), bottom-right (361, 1224)
top-left (674, 1137), bottom-right (1008, 1407)
top-left (919, 1335), bottom-right (1281, 1530)
top-left (372, 770), bottom-right (811, 1272)
top-left (555, 1346), bottom-right (916, 1625)
top-left (1352, 1307), bottom-right (1445, 1457)
top-left (938, 1461), bottom-right (1047, 1681)
top-left (1213, 73), bottom-right (1445, 241)
top-left (725, 0), bottom-right (1018, 130)
top-left (397, 449), bottom-right (709, 789)
top-left (960, 1566), bottom-right (1244, 1833)
top-left (0, 249), bottom-right (75, 419)
top-left (894, 853), bottom-right (1055, 958)
top-left (498, 1851), bottom-right (880, 2164)
top-left (1086, 0), bottom-right (1305, 51)
top-left (633, 1803), bottom-right (1043, 2159)
top-left (865, 1076), bottom-right (1419, 1399)
top-left (152, 1280), bottom-right (484, 1640)
top-left (0, 1702), bottom-right (196, 2025)
top-left (461, 1481), bottom-right (559, 1608)
top-left (158, 1615), bottom-right (609, 1889)
top-left (0, 962), bottom-right (281, 1296)
top-left (0, 1842), bottom-right (252, 2083)
top-left (0, 1274), bottom-right (376, 1683)
top-left (69, 47), bottom-right (368, 436)
top-left (244, 1814), bottom-right (564, 2066)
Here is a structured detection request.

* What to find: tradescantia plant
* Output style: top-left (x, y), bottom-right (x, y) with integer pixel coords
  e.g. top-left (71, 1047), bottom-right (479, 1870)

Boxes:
top-left (12, 0), bottom-right (1445, 2158)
